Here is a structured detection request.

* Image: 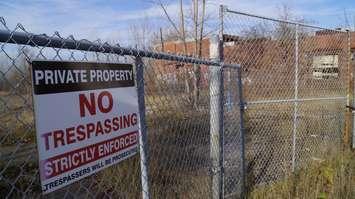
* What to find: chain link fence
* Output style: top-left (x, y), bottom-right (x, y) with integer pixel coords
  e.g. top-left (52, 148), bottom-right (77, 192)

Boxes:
top-left (0, 16), bottom-right (241, 198)
top-left (0, 5), bottom-right (352, 199)
top-left (222, 6), bottom-right (350, 197)
top-left (0, 20), bottom-right (141, 198)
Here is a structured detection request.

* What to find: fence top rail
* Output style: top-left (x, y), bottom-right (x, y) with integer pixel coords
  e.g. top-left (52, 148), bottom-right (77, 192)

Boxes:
top-left (0, 29), bottom-right (239, 68)
top-left (223, 6), bottom-right (347, 33)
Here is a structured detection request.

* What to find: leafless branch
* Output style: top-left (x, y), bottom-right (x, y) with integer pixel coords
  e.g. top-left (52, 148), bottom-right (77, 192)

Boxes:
top-left (157, 0), bottom-right (181, 36)
top-left (198, 0), bottom-right (206, 57)
top-left (180, 0), bottom-right (187, 54)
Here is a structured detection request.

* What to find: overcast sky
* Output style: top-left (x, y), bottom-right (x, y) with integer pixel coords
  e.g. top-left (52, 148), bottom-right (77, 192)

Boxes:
top-left (0, 0), bottom-right (355, 46)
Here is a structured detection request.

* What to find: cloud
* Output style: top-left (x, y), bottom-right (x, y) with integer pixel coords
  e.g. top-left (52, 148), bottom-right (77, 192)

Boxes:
top-left (0, 0), bottom-right (183, 43)
top-left (0, 0), bottom-right (354, 46)
top-left (217, 0), bottom-right (355, 29)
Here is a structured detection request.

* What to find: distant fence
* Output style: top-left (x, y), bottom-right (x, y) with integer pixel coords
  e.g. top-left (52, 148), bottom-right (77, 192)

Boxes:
top-left (221, 5), bottom-right (351, 198)
top-left (0, 5), bottom-right (352, 199)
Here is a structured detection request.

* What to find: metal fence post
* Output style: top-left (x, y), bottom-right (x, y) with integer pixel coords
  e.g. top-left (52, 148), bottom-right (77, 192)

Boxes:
top-left (220, 5), bottom-right (231, 112)
top-left (292, 24), bottom-right (299, 172)
top-left (346, 30), bottom-right (354, 149)
top-left (352, 30), bottom-right (355, 148)
top-left (209, 34), bottom-right (224, 199)
top-left (348, 30), bottom-right (355, 150)
top-left (236, 66), bottom-right (246, 198)
top-left (135, 57), bottom-right (150, 199)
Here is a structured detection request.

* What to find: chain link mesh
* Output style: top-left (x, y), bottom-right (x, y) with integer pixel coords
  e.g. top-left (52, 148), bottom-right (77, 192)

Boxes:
top-left (0, 6), bottom-right (351, 198)
top-left (223, 67), bottom-right (243, 198)
top-left (144, 61), bottom-right (213, 198)
top-left (0, 19), bottom-right (145, 198)
top-left (223, 8), bottom-right (348, 196)
top-left (0, 16), bottom-right (237, 198)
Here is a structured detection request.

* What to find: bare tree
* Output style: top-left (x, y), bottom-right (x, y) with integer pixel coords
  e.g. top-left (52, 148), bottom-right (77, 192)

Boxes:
top-left (275, 4), bottom-right (297, 40)
top-left (192, 0), bottom-right (206, 109)
top-left (241, 4), bottom-right (307, 40)
top-left (180, 0), bottom-right (188, 54)
top-left (343, 9), bottom-right (350, 30)
top-left (156, 0), bottom-right (208, 108)
top-left (241, 22), bottom-right (270, 39)
top-left (129, 17), bottom-right (156, 49)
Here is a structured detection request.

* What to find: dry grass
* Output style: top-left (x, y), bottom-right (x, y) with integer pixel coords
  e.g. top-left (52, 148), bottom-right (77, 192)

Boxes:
top-left (0, 88), bottom-right (353, 198)
top-left (0, 100), bottom-right (212, 198)
top-left (0, 92), bottom-right (34, 146)
top-left (249, 150), bottom-right (355, 199)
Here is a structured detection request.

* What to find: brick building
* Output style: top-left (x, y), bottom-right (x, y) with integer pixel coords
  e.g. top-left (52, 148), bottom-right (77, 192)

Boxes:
top-left (151, 31), bottom-right (354, 99)
top-left (222, 31), bottom-right (351, 98)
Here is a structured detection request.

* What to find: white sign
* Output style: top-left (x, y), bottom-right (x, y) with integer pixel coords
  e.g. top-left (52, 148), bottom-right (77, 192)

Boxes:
top-left (31, 61), bottom-right (139, 194)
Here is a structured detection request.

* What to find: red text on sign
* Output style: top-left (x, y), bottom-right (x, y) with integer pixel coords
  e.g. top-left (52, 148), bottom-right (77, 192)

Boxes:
top-left (79, 91), bottom-right (113, 117)
top-left (41, 113), bottom-right (138, 151)
top-left (40, 131), bottom-right (138, 180)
